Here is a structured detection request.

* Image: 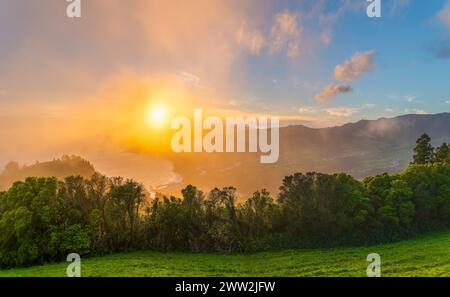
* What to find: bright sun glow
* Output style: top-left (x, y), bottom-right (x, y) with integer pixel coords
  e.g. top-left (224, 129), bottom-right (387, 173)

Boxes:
top-left (146, 104), bottom-right (168, 128)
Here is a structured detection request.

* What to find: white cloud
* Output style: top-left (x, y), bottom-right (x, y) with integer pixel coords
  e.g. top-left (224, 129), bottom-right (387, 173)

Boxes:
top-left (269, 11), bottom-right (302, 58)
top-left (384, 107), bottom-right (394, 113)
top-left (362, 103), bottom-right (376, 109)
top-left (405, 95), bottom-right (416, 102)
top-left (298, 106), bottom-right (318, 114)
top-left (388, 94), bottom-right (419, 102)
top-left (320, 30), bottom-right (332, 46)
top-left (177, 71), bottom-right (201, 87)
top-left (236, 24), bottom-right (265, 55)
top-left (237, 10), bottom-right (302, 59)
top-left (405, 108), bottom-right (428, 115)
top-left (314, 84), bottom-right (352, 103)
top-left (325, 107), bottom-right (358, 117)
top-left (334, 50), bottom-right (377, 81)
top-left (314, 50), bottom-right (376, 103)
top-left (298, 105), bottom-right (360, 118)
top-left (446, 100), bottom-right (450, 104)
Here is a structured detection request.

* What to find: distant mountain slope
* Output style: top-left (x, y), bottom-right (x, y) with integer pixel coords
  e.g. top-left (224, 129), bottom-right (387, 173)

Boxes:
top-left (1, 113), bottom-right (448, 197)
top-left (166, 113), bottom-right (450, 196)
top-left (0, 155), bottom-right (96, 190)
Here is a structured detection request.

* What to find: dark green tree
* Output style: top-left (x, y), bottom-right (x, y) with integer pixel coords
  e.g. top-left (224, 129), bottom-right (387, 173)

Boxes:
top-left (108, 177), bottom-right (145, 249)
top-left (239, 189), bottom-right (278, 237)
top-left (181, 185), bottom-right (206, 251)
top-left (434, 143), bottom-right (449, 163)
top-left (411, 133), bottom-right (434, 165)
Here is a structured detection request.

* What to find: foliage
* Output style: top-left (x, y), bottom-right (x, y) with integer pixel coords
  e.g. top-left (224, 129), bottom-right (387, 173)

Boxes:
top-left (411, 133), bottom-right (434, 165)
top-left (434, 142), bottom-right (450, 163)
top-left (0, 135), bottom-right (449, 268)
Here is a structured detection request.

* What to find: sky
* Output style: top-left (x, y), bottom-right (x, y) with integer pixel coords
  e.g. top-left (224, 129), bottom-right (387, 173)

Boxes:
top-left (0, 0), bottom-right (449, 185)
top-left (1, 0), bottom-right (449, 124)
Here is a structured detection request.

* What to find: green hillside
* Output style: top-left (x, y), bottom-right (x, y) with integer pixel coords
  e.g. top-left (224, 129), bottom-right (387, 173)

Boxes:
top-left (0, 155), bottom-right (96, 190)
top-left (1, 230), bottom-right (448, 277)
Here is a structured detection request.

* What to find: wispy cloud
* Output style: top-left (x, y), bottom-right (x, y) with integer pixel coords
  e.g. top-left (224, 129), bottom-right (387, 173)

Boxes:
top-left (405, 108), bottom-right (428, 115)
top-left (362, 103), bottom-right (376, 109)
top-left (388, 94), bottom-right (419, 102)
top-left (325, 107), bottom-right (358, 117)
top-left (334, 51), bottom-right (377, 81)
top-left (304, 0), bottom-right (364, 49)
top-left (405, 95), bottom-right (416, 102)
top-left (314, 84), bottom-right (352, 103)
top-left (320, 30), bottom-right (332, 46)
top-left (177, 71), bottom-right (201, 87)
top-left (298, 106), bottom-right (318, 114)
top-left (388, 0), bottom-right (411, 16)
top-left (298, 105), bottom-right (361, 118)
top-left (237, 10), bottom-right (302, 59)
top-left (316, 0), bottom-right (364, 26)
top-left (269, 11), bottom-right (302, 58)
top-left (236, 23), bottom-right (265, 55)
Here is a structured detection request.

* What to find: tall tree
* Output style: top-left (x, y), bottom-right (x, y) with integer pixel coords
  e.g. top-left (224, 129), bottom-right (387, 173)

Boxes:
top-left (411, 133), bottom-right (434, 165)
top-left (434, 143), bottom-right (449, 163)
top-left (181, 185), bottom-right (205, 251)
top-left (108, 178), bottom-right (145, 249)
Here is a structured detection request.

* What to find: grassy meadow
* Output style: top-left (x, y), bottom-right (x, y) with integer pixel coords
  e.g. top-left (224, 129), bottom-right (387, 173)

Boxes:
top-left (0, 230), bottom-right (449, 277)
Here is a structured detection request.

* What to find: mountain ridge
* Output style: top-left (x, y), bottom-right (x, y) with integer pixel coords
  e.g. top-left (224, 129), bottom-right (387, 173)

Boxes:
top-left (1, 113), bottom-right (449, 196)
top-left (166, 112), bottom-right (450, 196)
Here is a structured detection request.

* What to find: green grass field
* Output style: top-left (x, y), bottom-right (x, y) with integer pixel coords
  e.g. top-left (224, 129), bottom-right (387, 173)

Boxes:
top-left (0, 231), bottom-right (449, 277)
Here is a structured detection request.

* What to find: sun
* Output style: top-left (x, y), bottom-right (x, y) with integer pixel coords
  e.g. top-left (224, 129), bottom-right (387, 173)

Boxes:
top-left (151, 106), bottom-right (167, 123)
top-left (146, 104), bottom-right (169, 128)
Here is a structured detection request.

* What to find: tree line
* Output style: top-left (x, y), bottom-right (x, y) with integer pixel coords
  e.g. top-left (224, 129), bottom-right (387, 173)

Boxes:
top-left (0, 134), bottom-right (449, 267)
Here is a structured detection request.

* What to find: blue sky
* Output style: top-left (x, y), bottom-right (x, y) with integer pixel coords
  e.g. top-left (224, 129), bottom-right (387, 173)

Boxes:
top-left (233, 0), bottom-right (450, 125)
